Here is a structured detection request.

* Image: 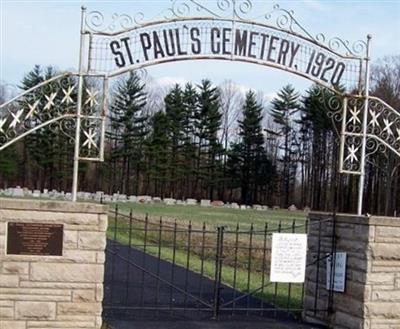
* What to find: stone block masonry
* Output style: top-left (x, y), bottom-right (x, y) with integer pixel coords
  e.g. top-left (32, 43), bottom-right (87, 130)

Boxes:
top-left (0, 198), bottom-right (108, 329)
top-left (303, 212), bottom-right (400, 329)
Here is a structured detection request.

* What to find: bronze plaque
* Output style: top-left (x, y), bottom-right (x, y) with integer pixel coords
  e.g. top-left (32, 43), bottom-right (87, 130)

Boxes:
top-left (7, 222), bottom-right (63, 256)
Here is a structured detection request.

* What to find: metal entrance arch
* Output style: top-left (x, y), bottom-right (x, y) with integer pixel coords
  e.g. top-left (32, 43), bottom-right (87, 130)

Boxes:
top-left (0, 0), bottom-right (399, 214)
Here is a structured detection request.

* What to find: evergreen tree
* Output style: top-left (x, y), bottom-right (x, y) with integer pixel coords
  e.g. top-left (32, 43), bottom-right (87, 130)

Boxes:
top-left (195, 79), bottom-right (222, 199)
top-left (181, 83), bottom-right (199, 197)
top-left (146, 111), bottom-right (170, 197)
top-left (271, 84), bottom-right (300, 207)
top-left (108, 72), bottom-right (148, 195)
top-left (164, 84), bottom-right (185, 197)
top-left (236, 90), bottom-right (267, 204)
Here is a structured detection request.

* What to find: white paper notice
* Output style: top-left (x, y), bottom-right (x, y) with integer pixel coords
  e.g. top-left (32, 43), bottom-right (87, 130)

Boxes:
top-left (326, 252), bottom-right (347, 292)
top-left (270, 233), bottom-right (308, 283)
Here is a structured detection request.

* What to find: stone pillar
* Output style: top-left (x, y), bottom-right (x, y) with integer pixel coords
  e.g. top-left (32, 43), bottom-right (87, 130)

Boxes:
top-left (303, 212), bottom-right (400, 329)
top-left (0, 198), bottom-right (108, 329)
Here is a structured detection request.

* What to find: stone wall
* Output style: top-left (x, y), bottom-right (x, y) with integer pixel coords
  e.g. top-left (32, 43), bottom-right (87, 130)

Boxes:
top-left (303, 212), bottom-right (400, 329)
top-left (0, 198), bottom-right (108, 329)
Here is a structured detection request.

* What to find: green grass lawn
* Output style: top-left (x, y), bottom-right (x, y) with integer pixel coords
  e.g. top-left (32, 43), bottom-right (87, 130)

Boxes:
top-left (111, 202), bottom-right (307, 231)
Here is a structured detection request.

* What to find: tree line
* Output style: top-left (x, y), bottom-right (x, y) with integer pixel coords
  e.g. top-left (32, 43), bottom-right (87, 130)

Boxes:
top-left (0, 56), bottom-right (399, 215)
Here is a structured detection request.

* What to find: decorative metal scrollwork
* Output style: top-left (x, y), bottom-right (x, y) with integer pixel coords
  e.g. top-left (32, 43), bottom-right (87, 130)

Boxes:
top-left (84, 1), bottom-right (367, 58)
top-left (338, 95), bottom-right (400, 174)
top-left (0, 73), bottom-right (78, 150)
top-left (0, 73), bottom-right (106, 161)
top-left (367, 97), bottom-right (400, 157)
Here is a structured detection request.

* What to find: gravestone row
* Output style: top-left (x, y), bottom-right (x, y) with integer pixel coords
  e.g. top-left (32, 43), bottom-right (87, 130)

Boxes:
top-left (0, 186), bottom-right (309, 211)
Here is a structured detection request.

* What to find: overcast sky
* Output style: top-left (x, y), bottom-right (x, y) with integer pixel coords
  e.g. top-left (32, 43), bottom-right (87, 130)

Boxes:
top-left (1, 0), bottom-right (399, 97)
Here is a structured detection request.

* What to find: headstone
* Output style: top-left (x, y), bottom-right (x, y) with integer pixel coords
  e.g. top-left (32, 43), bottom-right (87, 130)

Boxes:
top-left (200, 199), bottom-right (211, 207)
top-left (211, 200), bottom-right (224, 207)
top-left (11, 186), bottom-right (24, 198)
top-left (65, 193), bottom-right (72, 201)
top-left (288, 204), bottom-right (297, 211)
top-left (231, 202), bottom-right (239, 209)
top-left (186, 198), bottom-right (197, 206)
top-left (138, 195), bottom-right (151, 203)
top-left (240, 205), bottom-right (247, 210)
top-left (95, 191), bottom-right (104, 202)
top-left (24, 189), bottom-right (32, 197)
top-left (164, 198), bottom-right (176, 205)
top-left (112, 193), bottom-right (119, 202)
top-left (82, 192), bottom-right (91, 200)
top-left (176, 200), bottom-right (186, 205)
top-left (118, 194), bottom-right (127, 202)
top-left (153, 197), bottom-right (162, 203)
top-left (303, 206), bottom-right (311, 213)
top-left (273, 205), bottom-right (280, 210)
top-left (253, 204), bottom-right (263, 211)
top-left (103, 194), bottom-right (112, 202)
top-left (128, 195), bottom-right (138, 203)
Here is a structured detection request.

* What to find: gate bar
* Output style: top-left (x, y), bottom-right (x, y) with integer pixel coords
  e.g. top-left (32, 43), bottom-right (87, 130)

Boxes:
top-left (357, 34), bottom-right (372, 215)
top-left (72, 6), bottom-right (87, 202)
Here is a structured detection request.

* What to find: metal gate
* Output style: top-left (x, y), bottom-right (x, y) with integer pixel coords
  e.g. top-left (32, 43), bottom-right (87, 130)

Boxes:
top-left (102, 206), bottom-right (334, 322)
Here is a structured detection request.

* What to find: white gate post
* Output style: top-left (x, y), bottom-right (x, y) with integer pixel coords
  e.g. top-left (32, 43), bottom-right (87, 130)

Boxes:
top-left (72, 6), bottom-right (87, 202)
top-left (357, 34), bottom-right (372, 215)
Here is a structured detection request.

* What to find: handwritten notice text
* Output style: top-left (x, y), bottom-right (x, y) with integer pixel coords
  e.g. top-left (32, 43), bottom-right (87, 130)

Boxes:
top-left (270, 233), bottom-right (307, 283)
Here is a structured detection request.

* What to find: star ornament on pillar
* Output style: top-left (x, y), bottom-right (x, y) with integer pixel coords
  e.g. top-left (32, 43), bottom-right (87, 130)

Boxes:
top-left (10, 109), bottom-right (24, 129)
top-left (345, 144), bottom-right (360, 164)
top-left (348, 106), bottom-right (361, 125)
top-left (61, 86), bottom-right (75, 104)
top-left (382, 118), bottom-right (394, 136)
top-left (85, 88), bottom-right (99, 107)
top-left (26, 100), bottom-right (40, 119)
top-left (369, 109), bottom-right (381, 128)
top-left (82, 128), bottom-right (98, 150)
top-left (44, 92), bottom-right (58, 110)
top-left (0, 117), bottom-right (7, 134)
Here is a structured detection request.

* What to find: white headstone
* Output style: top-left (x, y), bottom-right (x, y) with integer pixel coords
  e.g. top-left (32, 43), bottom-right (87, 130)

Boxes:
top-left (200, 199), bottom-right (211, 207)
top-left (186, 198), bottom-right (197, 205)
top-left (231, 203), bottom-right (239, 209)
top-left (164, 198), bottom-right (176, 205)
top-left (11, 186), bottom-right (24, 197)
top-left (128, 195), bottom-right (138, 202)
top-left (103, 195), bottom-right (112, 202)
